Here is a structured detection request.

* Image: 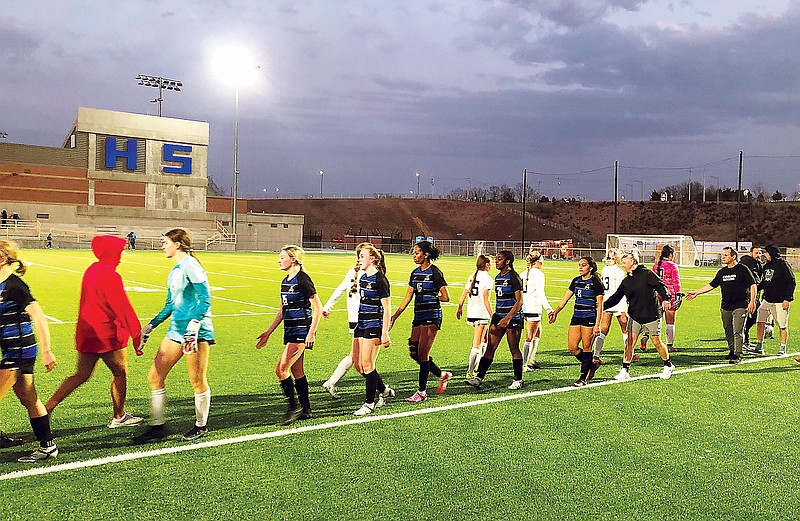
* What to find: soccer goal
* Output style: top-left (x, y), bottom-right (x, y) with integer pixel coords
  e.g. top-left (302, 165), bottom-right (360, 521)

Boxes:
top-left (605, 234), bottom-right (699, 267)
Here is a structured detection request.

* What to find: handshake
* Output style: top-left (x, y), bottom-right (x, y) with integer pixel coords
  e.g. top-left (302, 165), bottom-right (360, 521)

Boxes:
top-left (134, 319), bottom-right (202, 355)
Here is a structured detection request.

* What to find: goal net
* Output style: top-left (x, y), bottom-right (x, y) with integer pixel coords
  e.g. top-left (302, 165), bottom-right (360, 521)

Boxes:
top-left (605, 234), bottom-right (699, 267)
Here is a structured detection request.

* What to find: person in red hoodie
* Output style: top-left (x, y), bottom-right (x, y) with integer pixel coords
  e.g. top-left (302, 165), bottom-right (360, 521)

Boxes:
top-left (46, 235), bottom-right (143, 428)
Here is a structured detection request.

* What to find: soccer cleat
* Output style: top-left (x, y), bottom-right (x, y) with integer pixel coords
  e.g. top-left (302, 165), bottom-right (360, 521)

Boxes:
top-left (507, 379), bottom-right (524, 390)
top-left (282, 404), bottom-right (304, 426)
top-left (299, 408), bottom-right (313, 420)
top-left (353, 403), bottom-right (375, 416)
top-left (729, 357), bottom-right (741, 365)
top-left (405, 390), bottom-right (427, 403)
top-left (529, 361), bottom-right (542, 369)
top-left (376, 386), bottom-right (395, 409)
top-left (660, 363), bottom-right (675, 379)
top-left (321, 381), bottom-right (340, 399)
top-left (593, 357), bottom-right (605, 365)
top-left (132, 424), bottom-right (167, 445)
top-left (667, 346), bottom-right (677, 353)
top-left (744, 346), bottom-right (764, 355)
top-left (725, 351), bottom-right (736, 360)
top-left (778, 346), bottom-right (787, 356)
top-left (465, 376), bottom-right (483, 388)
top-left (436, 371), bottom-right (452, 394)
top-left (571, 379), bottom-right (587, 388)
top-left (108, 412), bottom-right (144, 429)
top-left (795, 356), bottom-right (800, 365)
top-left (0, 431), bottom-right (24, 448)
top-left (613, 368), bottom-right (632, 381)
top-left (181, 424), bottom-right (208, 441)
top-left (631, 354), bottom-right (640, 362)
top-left (522, 365), bottom-right (533, 373)
top-left (18, 444), bottom-right (58, 463)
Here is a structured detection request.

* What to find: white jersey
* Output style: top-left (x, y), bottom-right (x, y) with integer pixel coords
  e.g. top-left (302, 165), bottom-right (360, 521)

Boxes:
top-left (602, 264), bottom-right (627, 313)
top-left (322, 267), bottom-right (363, 323)
top-left (465, 270), bottom-right (493, 320)
top-left (521, 267), bottom-right (553, 315)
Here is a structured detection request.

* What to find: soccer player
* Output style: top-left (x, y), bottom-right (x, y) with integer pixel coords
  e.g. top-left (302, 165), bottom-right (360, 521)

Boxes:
top-left (390, 241), bottom-right (451, 403)
top-left (456, 255), bottom-right (493, 379)
top-left (604, 251), bottom-right (675, 380)
top-left (549, 257), bottom-right (604, 387)
top-left (520, 251), bottom-right (552, 371)
top-left (0, 240), bottom-right (58, 462)
top-left (352, 245), bottom-right (393, 416)
top-left (594, 249), bottom-right (628, 364)
top-left (133, 229), bottom-right (214, 444)
top-left (653, 245), bottom-right (682, 352)
top-left (685, 246), bottom-right (756, 364)
top-left (257, 246), bottom-right (323, 425)
top-left (739, 246), bottom-right (763, 347)
top-left (320, 242), bottom-right (371, 399)
top-left (46, 236), bottom-right (143, 428)
top-left (749, 245), bottom-right (795, 356)
top-left (465, 250), bottom-right (525, 390)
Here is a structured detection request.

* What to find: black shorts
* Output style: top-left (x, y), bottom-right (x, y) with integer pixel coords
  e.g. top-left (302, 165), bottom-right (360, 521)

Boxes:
top-left (412, 318), bottom-right (442, 330)
top-left (570, 316), bottom-right (596, 327)
top-left (354, 327), bottom-right (382, 339)
top-left (491, 314), bottom-right (523, 330)
top-left (0, 357), bottom-right (36, 374)
top-left (348, 321), bottom-right (358, 333)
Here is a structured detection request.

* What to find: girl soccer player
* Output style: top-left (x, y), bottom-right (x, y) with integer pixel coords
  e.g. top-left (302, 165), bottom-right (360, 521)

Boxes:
top-left (46, 236), bottom-right (143, 428)
top-left (465, 250), bottom-right (525, 390)
top-left (520, 251), bottom-right (552, 371)
top-left (133, 229), bottom-right (214, 444)
top-left (352, 245), bottom-right (393, 416)
top-left (0, 240), bottom-right (58, 462)
top-left (654, 245), bottom-right (681, 352)
top-left (593, 249), bottom-right (628, 364)
top-left (320, 242), bottom-right (370, 399)
top-left (257, 245), bottom-right (323, 425)
top-left (549, 256), bottom-right (604, 387)
top-left (456, 255), bottom-right (493, 379)
top-left (390, 241), bottom-right (451, 403)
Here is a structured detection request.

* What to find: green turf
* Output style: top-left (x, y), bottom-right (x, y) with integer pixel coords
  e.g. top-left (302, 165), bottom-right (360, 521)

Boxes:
top-left (0, 250), bottom-right (797, 520)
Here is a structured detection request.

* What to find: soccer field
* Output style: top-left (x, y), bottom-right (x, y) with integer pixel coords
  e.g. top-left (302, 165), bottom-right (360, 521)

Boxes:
top-left (0, 249), bottom-right (798, 520)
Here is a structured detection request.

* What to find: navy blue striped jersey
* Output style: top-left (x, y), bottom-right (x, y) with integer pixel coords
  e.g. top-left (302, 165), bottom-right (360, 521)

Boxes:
top-left (494, 270), bottom-right (523, 319)
top-left (359, 271), bottom-right (391, 329)
top-left (409, 265), bottom-right (447, 321)
top-left (281, 271), bottom-right (316, 340)
top-left (0, 274), bottom-right (38, 359)
top-left (568, 275), bottom-right (604, 319)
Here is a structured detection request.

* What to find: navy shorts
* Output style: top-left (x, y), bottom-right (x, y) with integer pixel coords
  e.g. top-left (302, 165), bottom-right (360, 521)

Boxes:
top-left (354, 327), bottom-right (382, 339)
top-left (491, 314), bottom-right (523, 330)
top-left (0, 357), bottom-right (36, 374)
top-left (570, 315), bottom-right (596, 327)
top-left (412, 317), bottom-right (442, 330)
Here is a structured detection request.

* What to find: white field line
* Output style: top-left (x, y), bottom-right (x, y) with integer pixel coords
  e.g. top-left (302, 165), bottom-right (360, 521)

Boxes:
top-left (1, 352), bottom-right (794, 482)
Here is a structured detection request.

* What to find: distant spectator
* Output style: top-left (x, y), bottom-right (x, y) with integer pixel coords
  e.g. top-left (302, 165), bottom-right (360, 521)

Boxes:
top-left (11, 213), bottom-right (19, 224)
top-left (45, 234), bottom-right (52, 249)
top-left (126, 231), bottom-right (136, 250)
top-left (1, 209), bottom-right (6, 228)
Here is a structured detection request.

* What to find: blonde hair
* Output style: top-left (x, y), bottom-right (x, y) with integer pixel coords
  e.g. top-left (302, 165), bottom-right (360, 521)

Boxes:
top-left (351, 242), bottom-right (373, 295)
top-left (361, 244), bottom-right (386, 274)
top-left (0, 240), bottom-right (26, 276)
top-left (281, 244), bottom-right (306, 271)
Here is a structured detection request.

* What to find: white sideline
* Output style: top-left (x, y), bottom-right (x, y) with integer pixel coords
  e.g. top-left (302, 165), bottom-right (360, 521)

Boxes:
top-left (0, 353), bottom-right (794, 481)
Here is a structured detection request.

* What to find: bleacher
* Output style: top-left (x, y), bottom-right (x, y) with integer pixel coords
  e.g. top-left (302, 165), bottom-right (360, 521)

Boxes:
top-left (1, 220), bottom-right (236, 251)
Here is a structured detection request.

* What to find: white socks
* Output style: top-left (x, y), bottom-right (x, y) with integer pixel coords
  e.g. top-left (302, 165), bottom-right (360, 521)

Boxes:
top-left (151, 388), bottom-right (166, 426)
top-left (329, 355), bottom-right (353, 386)
top-left (522, 342), bottom-right (532, 365)
top-left (593, 333), bottom-right (606, 358)
top-left (666, 324), bottom-right (675, 345)
top-left (194, 388), bottom-right (211, 428)
top-left (468, 348), bottom-right (481, 374)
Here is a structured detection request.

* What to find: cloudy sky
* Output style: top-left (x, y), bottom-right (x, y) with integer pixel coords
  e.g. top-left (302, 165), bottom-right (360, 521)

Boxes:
top-left (2, 0), bottom-right (800, 200)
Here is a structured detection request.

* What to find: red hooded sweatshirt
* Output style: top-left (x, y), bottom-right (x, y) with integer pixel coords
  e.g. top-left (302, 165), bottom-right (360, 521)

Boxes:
top-left (75, 236), bottom-right (142, 353)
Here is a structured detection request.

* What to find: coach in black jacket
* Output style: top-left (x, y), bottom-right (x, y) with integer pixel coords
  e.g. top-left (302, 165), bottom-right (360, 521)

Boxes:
top-left (753, 245), bottom-right (796, 355)
top-left (604, 252), bottom-right (674, 381)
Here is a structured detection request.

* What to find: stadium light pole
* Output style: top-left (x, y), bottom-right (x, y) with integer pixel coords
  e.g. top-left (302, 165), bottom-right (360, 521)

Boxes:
top-left (319, 170), bottom-right (324, 198)
top-left (135, 75), bottom-right (182, 117)
top-left (212, 46), bottom-right (259, 236)
top-left (415, 172), bottom-right (420, 198)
